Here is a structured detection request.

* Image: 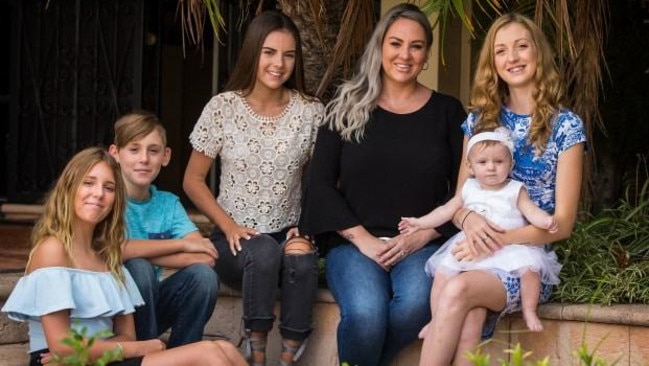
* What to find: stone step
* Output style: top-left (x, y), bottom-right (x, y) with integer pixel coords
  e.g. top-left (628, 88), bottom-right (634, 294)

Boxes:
top-left (4, 268), bottom-right (649, 365)
top-left (0, 343), bottom-right (29, 365)
top-left (0, 274), bottom-right (649, 366)
top-left (0, 223), bottom-right (31, 272)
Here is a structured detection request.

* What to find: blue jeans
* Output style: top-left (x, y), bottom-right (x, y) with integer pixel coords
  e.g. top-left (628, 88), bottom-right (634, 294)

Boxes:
top-left (211, 231), bottom-right (318, 341)
top-left (326, 242), bottom-right (440, 366)
top-left (124, 258), bottom-right (218, 348)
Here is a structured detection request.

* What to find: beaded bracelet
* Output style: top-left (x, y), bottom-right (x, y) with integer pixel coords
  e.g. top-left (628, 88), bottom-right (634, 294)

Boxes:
top-left (460, 210), bottom-right (474, 229)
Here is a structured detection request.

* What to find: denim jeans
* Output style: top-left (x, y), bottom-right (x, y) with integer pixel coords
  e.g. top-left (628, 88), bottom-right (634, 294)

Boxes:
top-left (124, 258), bottom-right (218, 348)
top-left (211, 231), bottom-right (318, 341)
top-left (326, 242), bottom-right (440, 366)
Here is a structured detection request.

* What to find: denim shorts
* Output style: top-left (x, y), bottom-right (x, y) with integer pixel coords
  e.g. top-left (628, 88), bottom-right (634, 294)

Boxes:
top-left (482, 268), bottom-right (554, 339)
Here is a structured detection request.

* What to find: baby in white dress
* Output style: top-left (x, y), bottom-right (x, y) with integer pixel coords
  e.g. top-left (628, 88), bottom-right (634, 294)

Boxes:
top-left (399, 127), bottom-right (561, 332)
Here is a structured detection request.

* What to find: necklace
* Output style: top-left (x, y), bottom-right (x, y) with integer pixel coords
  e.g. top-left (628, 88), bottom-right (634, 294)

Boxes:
top-left (239, 90), bottom-right (296, 122)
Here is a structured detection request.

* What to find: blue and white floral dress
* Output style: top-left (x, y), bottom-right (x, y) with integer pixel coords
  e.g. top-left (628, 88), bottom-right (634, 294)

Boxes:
top-left (462, 107), bottom-right (587, 336)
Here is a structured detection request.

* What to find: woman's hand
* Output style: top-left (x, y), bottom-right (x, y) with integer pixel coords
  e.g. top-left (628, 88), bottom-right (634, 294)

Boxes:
top-left (285, 227), bottom-right (301, 240)
top-left (136, 339), bottom-right (167, 356)
top-left (455, 210), bottom-right (505, 260)
top-left (223, 222), bottom-right (259, 256)
top-left (357, 236), bottom-right (393, 271)
top-left (39, 351), bottom-right (54, 365)
top-left (378, 229), bottom-right (433, 267)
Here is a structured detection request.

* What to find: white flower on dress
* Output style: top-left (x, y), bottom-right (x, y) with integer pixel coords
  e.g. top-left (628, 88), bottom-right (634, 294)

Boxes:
top-left (258, 201), bottom-right (272, 214)
top-left (245, 180), bottom-right (260, 195)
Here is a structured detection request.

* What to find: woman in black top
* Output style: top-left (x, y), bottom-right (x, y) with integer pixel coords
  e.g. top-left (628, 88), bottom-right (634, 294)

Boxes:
top-left (299, 3), bottom-right (466, 366)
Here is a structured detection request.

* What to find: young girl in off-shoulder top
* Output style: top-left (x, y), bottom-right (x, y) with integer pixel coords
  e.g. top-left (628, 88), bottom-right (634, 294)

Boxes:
top-left (2, 147), bottom-right (246, 366)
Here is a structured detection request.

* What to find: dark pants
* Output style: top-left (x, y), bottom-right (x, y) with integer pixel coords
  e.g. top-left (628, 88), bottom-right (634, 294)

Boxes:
top-left (211, 231), bottom-right (318, 341)
top-left (124, 258), bottom-right (218, 347)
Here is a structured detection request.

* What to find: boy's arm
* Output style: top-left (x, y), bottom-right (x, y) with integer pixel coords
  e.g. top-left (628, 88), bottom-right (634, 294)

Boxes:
top-left (148, 251), bottom-right (216, 268)
top-left (121, 238), bottom-right (187, 261)
top-left (121, 232), bottom-right (217, 263)
top-left (517, 187), bottom-right (557, 232)
top-left (145, 231), bottom-right (218, 268)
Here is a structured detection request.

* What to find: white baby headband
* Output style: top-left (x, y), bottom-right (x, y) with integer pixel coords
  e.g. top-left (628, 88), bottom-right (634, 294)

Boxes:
top-left (466, 127), bottom-right (514, 157)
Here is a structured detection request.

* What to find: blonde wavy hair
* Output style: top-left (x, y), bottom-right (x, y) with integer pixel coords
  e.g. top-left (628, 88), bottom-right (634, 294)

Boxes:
top-left (470, 13), bottom-right (564, 154)
top-left (29, 147), bottom-right (127, 282)
top-left (325, 3), bottom-right (433, 142)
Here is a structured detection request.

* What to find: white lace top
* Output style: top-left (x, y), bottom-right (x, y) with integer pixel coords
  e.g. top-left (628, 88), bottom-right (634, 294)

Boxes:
top-left (190, 90), bottom-right (324, 233)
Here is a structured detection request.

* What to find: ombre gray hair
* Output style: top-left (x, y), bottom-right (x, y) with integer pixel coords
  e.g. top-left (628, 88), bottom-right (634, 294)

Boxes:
top-left (325, 3), bottom-right (433, 142)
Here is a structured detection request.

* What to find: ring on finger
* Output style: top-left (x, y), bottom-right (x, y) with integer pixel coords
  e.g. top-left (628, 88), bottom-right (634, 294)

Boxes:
top-left (399, 251), bottom-right (405, 257)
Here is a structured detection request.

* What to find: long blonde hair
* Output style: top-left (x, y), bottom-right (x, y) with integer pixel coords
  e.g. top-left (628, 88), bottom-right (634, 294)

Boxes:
top-left (29, 147), bottom-right (127, 282)
top-left (325, 3), bottom-right (433, 142)
top-left (470, 13), bottom-right (564, 153)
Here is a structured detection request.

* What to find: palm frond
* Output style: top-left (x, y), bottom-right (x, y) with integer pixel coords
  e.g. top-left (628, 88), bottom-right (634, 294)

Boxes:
top-left (420, 0), bottom-right (501, 65)
top-left (204, 0), bottom-right (225, 40)
top-left (315, 0), bottom-right (374, 98)
top-left (278, 0), bottom-right (328, 53)
top-left (176, 0), bottom-right (225, 55)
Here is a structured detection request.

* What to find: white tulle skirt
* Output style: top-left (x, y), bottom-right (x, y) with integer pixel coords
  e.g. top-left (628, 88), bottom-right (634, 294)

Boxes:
top-left (424, 231), bottom-right (562, 285)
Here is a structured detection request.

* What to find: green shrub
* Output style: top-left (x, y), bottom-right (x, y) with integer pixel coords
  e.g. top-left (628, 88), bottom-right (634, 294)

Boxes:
top-left (50, 326), bottom-right (123, 366)
top-left (466, 342), bottom-right (549, 366)
top-left (554, 181), bottom-right (649, 305)
top-left (466, 339), bottom-right (621, 366)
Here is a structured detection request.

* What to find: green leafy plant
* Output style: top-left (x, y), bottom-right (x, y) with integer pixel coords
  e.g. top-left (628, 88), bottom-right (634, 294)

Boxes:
top-left (50, 326), bottom-right (123, 366)
top-left (554, 180), bottom-right (649, 305)
top-left (572, 342), bottom-right (616, 366)
top-left (466, 342), bottom-right (549, 366)
top-left (466, 340), bottom-right (621, 366)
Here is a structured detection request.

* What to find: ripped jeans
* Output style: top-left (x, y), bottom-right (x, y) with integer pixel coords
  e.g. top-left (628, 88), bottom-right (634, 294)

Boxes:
top-left (210, 230), bottom-right (318, 341)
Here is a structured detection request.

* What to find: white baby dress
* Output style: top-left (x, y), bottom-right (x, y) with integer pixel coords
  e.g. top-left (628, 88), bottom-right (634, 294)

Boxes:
top-left (424, 178), bottom-right (562, 284)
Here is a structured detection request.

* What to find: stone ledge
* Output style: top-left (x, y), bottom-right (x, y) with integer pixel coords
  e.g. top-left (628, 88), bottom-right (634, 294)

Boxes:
top-left (0, 342), bottom-right (29, 365)
top-left (0, 272), bottom-right (21, 301)
top-left (4, 270), bottom-right (649, 365)
top-left (3, 271), bottom-right (639, 328)
top-left (538, 303), bottom-right (649, 327)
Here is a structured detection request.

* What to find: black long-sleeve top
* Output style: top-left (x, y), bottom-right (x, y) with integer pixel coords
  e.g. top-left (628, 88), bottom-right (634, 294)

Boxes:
top-left (299, 92), bottom-right (467, 253)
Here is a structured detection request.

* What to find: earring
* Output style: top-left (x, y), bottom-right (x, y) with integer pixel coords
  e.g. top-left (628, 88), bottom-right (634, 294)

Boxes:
top-left (422, 62), bottom-right (429, 70)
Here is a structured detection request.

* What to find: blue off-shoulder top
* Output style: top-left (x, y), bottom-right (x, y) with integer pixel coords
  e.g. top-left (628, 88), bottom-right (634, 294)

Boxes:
top-left (1, 266), bottom-right (144, 353)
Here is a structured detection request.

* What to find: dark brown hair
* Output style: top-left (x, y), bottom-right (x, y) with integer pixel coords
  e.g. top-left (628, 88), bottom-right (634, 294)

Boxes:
top-left (224, 11), bottom-right (308, 97)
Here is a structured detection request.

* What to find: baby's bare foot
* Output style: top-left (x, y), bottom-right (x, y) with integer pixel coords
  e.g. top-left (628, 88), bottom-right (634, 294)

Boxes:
top-left (523, 310), bottom-right (544, 332)
top-left (418, 322), bottom-right (431, 339)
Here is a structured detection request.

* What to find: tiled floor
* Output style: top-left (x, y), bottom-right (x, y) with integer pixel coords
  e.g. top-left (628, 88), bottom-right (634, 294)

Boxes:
top-left (0, 224), bottom-right (31, 272)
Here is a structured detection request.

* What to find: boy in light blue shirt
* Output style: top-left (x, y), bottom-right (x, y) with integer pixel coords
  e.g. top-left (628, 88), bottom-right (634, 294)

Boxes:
top-left (110, 111), bottom-right (219, 348)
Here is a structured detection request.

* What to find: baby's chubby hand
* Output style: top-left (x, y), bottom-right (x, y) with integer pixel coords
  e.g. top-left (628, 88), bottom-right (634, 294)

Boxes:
top-left (398, 217), bottom-right (420, 236)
